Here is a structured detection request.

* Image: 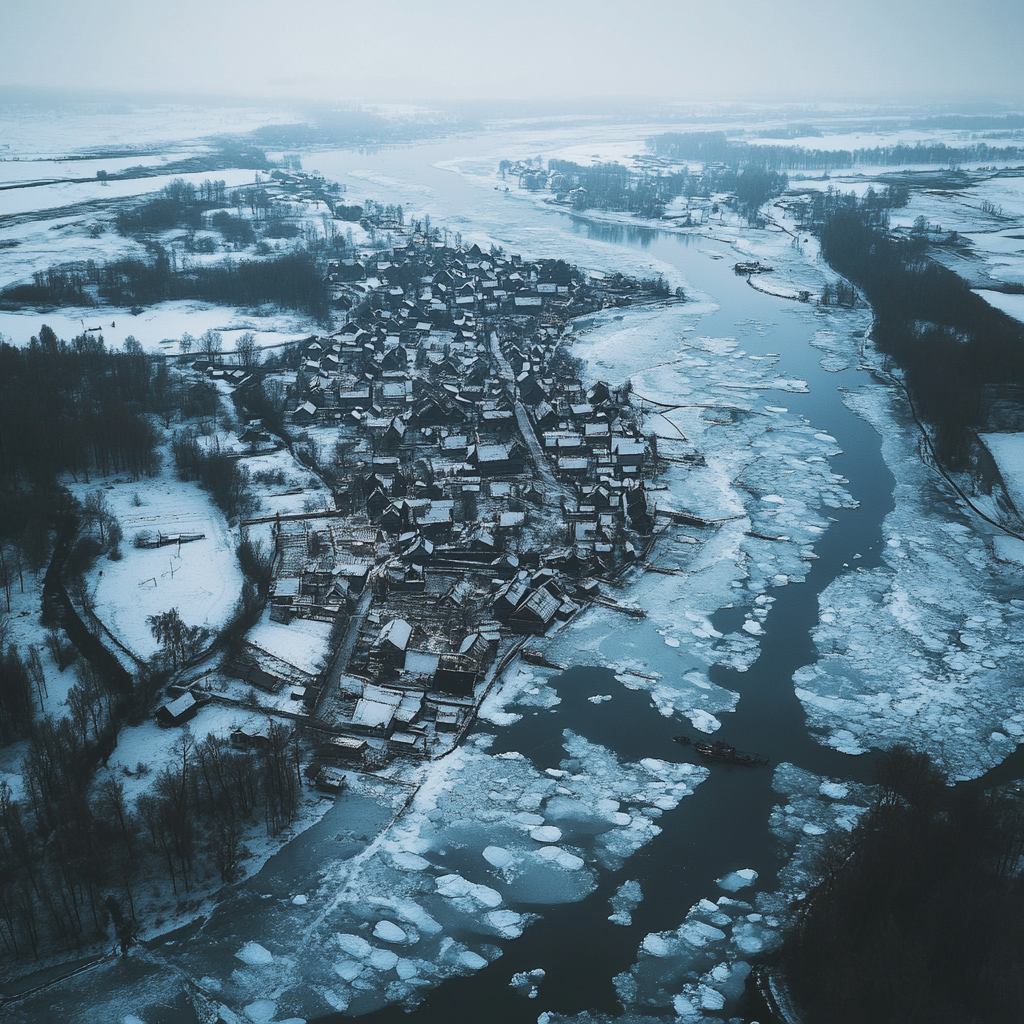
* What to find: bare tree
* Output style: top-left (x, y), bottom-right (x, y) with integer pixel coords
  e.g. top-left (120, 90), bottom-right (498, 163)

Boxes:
top-left (200, 329), bottom-right (223, 365)
top-left (235, 331), bottom-right (260, 369)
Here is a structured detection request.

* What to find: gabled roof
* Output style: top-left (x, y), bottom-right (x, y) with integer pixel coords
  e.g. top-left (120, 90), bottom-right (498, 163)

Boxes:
top-left (512, 587), bottom-right (560, 624)
top-left (375, 618), bottom-right (413, 651)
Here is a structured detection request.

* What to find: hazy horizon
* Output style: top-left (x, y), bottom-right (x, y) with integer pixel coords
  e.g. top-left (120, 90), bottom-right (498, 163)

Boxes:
top-left (4, 0), bottom-right (1023, 109)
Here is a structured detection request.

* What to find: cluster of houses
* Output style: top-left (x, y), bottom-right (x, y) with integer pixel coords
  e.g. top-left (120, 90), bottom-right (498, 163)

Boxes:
top-left (179, 238), bottom-right (672, 779)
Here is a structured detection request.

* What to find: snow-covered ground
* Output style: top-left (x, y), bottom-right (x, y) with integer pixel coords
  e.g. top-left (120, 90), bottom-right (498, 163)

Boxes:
top-left (67, 465), bottom-right (243, 660)
top-left (975, 289), bottom-right (1024, 325)
top-left (0, 301), bottom-right (317, 354)
top-left (981, 432), bottom-right (1024, 516)
top-left (245, 610), bottom-right (333, 679)
top-left (0, 101), bottom-right (299, 162)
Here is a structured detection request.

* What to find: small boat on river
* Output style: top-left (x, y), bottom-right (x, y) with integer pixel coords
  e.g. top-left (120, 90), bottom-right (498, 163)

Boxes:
top-left (673, 735), bottom-right (768, 766)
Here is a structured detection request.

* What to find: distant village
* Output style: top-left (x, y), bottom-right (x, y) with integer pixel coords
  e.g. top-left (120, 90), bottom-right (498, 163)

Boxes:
top-left (168, 234), bottom-right (676, 786)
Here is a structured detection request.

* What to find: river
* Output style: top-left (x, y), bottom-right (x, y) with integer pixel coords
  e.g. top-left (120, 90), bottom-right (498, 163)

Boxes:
top-left (310, 145), bottom-right (896, 1021)
top-left (10, 124), bottom-right (1006, 1024)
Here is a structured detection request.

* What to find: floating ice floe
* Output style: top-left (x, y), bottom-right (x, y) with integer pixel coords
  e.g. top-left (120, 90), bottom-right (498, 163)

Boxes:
top-left (510, 967), bottom-right (546, 999)
top-left (435, 874), bottom-right (503, 907)
top-left (482, 846), bottom-right (515, 869)
top-left (530, 825), bottom-right (563, 843)
top-left (235, 942), bottom-right (274, 966)
top-left (373, 920), bottom-right (408, 943)
top-left (608, 879), bottom-right (643, 926)
top-left (685, 708), bottom-right (721, 734)
top-left (243, 1000), bottom-right (277, 1023)
top-left (716, 868), bottom-right (758, 893)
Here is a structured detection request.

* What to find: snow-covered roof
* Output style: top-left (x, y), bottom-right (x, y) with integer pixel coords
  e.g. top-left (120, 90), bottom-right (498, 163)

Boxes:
top-left (376, 618), bottom-right (412, 651)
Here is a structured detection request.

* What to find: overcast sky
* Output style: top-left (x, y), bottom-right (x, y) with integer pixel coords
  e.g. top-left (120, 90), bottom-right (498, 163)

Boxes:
top-left (3, 0), bottom-right (1022, 107)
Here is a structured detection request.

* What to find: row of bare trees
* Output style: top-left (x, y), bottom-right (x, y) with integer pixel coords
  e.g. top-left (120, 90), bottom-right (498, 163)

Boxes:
top-left (0, 718), bottom-right (302, 961)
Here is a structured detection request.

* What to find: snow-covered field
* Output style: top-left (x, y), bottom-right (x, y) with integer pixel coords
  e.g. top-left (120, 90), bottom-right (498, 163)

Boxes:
top-left (246, 611), bottom-right (333, 679)
top-left (0, 301), bottom-right (316, 355)
top-left (0, 102), bottom-right (299, 162)
top-left (67, 466), bottom-right (243, 660)
top-left (974, 289), bottom-right (1024, 325)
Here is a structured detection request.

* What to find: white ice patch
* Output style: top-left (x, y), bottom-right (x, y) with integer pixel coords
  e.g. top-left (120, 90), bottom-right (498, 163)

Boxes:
top-left (818, 781), bottom-right (849, 800)
top-left (795, 386), bottom-right (1024, 779)
top-left (536, 846), bottom-right (585, 870)
top-left (482, 846), bottom-right (515, 869)
top-left (435, 874), bottom-right (503, 907)
top-left (510, 967), bottom-right (546, 999)
top-left (368, 948), bottom-right (399, 971)
top-left (530, 826), bottom-right (563, 843)
top-left (609, 879), bottom-right (643, 926)
top-left (335, 934), bottom-right (372, 959)
top-left (373, 920), bottom-right (408, 943)
top-left (235, 942), bottom-right (274, 966)
top-left (390, 852), bottom-right (430, 871)
top-left (486, 909), bottom-right (528, 938)
top-left (244, 1000), bottom-right (277, 1023)
top-left (685, 709), bottom-right (722, 734)
top-left (716, 869), bottom-right (758, 893)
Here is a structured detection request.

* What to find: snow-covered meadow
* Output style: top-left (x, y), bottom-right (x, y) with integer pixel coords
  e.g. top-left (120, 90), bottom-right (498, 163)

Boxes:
top-left (66, 468), bottom-right (243, 661)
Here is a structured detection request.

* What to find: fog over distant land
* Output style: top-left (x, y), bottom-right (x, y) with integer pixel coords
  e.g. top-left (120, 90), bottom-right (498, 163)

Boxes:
top-left (2, 0), bottom-right (1023, 106)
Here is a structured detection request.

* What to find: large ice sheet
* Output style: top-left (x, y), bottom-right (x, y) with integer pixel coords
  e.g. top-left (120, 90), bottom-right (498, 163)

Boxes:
top-left (795, 386), bottom-right (1024, 779)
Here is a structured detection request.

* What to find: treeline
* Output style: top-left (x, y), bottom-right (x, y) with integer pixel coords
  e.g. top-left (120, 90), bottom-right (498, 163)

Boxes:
top-left (544, 158), bottom-right (788, 221)
top-left (649, 131), bottom-right (1024, 171)
top-left (2, 248), bottom-right (330, 319)
top-left (116, 178), bottom-right (312, 248)
top-left (360, 200), bottom-right (405, 229)
top-left (90, 143), bottom-right (268, 180)
top-left (0, 721), bottom-right (301, 959)
top-left (0, 328), bottom-right (163, 486)
top-left (780, 746), bottom-right (1024, 1023)
top-left (548, 160), bottom-right (684, 218)
top-left (115, 178), bottom-right (229, 235)
top-left (804, 190), bottom-right (1024, 464)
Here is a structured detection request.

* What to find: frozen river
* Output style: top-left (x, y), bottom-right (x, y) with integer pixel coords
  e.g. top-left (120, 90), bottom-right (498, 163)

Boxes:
top-left (9, 123), bottom-right (1024, 1024)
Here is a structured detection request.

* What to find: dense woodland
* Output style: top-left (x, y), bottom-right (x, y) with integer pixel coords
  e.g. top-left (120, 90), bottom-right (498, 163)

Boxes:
top-left (798, 188), bottom-right (1024, 464)
top-left (0, 327), bottom-right (163, 487)
top-left (781, 746), bottom-right (1024, 1024)
top-left (649, 130), bottom-right (1024, 171)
